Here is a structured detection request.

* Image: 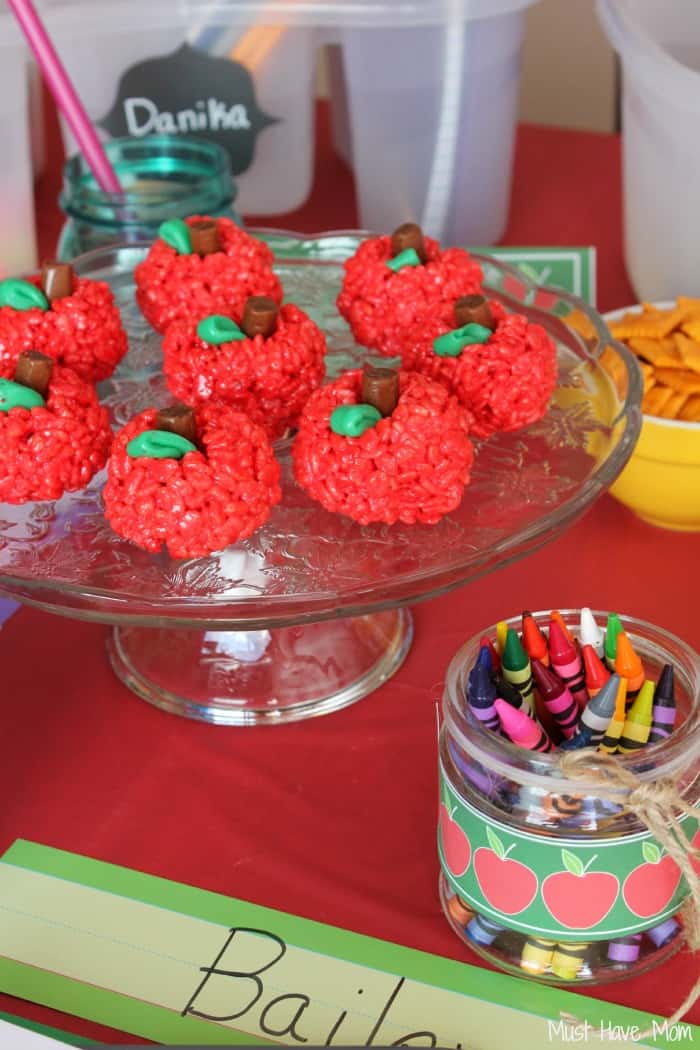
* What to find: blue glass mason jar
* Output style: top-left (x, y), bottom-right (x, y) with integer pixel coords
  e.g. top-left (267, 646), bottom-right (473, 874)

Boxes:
top-left (57, 135), bottom-right (239, 260)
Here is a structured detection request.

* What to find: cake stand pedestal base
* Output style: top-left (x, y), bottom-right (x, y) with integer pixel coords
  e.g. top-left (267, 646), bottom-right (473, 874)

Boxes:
top-left (107, 609), bottom-right (413, 726)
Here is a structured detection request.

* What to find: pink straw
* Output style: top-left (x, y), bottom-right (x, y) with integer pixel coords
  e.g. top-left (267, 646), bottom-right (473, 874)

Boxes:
top-left (9, 0), bottom-right (121, 193)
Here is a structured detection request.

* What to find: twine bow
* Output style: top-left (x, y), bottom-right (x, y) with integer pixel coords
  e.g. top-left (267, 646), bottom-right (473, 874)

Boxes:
top-left (557, 750), bottom-right (700, 1039)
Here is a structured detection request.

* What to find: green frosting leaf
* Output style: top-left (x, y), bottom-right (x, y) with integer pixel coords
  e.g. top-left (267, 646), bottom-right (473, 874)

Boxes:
top-left (196, 315), bottom-right (245, 346)
top-left (330, 403), bottom-right (382, 437)
top-left (386, 248), bottom-right (422, 273)
top-left (0, 279), bottom-right (49, 312)
top-left (126, 429), bottom-right (197, 460)
top-left (158, 218), bottom-right (193, 254)
top-left (0, 378), bottom-right (45, 412)
top-left (433, 322), bottom-right (492, 358)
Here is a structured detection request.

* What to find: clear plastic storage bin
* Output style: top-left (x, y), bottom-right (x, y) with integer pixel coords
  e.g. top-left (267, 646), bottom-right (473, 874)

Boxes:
top-left (0, 0), bottom-right (538, 279)
top-left (598, 0), bottom-right (700, 301)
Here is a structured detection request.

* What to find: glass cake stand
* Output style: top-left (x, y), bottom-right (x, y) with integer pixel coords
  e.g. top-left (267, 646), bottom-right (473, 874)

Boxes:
top-left (0, 232), bottom-right (642, 725)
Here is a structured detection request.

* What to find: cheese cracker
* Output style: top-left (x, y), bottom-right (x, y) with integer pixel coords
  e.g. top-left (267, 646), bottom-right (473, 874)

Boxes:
top-left (674, 333), bottom-right (700, 375)
top-left (653, 368), bottom-right (700, 394)
top-left (642, 386), bottom-right (674, 415)
top-left (657, 392), bottom-right (688, 419)
top-left (679, 394), bottom-right (700, 422)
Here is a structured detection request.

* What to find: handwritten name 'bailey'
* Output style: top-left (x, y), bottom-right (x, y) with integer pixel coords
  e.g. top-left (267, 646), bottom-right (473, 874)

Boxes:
top-left (182, 927), bottom-right (470, 1047)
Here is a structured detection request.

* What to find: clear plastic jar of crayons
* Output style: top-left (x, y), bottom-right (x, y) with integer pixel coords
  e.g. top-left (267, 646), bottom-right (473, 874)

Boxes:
top-left (438, 610), bottom-right (700, 985)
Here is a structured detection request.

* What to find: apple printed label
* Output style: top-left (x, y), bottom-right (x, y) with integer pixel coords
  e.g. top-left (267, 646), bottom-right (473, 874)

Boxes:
top-left (438, 762), bottom-right (698, 940)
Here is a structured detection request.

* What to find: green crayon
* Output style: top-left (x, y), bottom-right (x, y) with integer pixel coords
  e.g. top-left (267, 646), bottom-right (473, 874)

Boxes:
top-left (502, 628), bottom-right (535, 713)
top-left (604, 613), bottom-right (624, 671)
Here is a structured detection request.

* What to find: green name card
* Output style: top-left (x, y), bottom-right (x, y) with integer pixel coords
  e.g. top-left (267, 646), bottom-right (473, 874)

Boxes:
top-left (0, 840), bottom-right (693, 1048)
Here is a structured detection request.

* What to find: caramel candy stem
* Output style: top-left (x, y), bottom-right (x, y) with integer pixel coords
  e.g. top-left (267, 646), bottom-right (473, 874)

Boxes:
top-left (454, 294), bottom-right (496, 332)
top-left (189, 220), bottom-right (220, 256)
top-left (241, 296), bottom-right (279, 339)
top-left (156, 405), bottom-right (198, 445)
top-left (390, 222), bottom-right (427, 263)
top-left (41, 261), bottom-right (74, 302)
top-left (361, 363), bottom-right (400, 417)
top-left (14, 350), bottom-right (53, 397)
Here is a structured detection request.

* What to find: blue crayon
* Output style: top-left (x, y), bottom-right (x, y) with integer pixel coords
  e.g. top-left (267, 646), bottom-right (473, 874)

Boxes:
top-left (466, 914), bottom-right (505, 947)
top-left (467, 663), bottom-right (500, 732)
top-left (646, 917), bottom-right (681, 948)
top-left (476, 644), bottom-right (495, 675)
top-left (649, 664), bottom-right (676, 744)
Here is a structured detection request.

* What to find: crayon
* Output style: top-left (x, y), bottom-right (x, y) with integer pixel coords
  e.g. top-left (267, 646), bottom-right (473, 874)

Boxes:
top-left (479, 635), bottom-right (501, 674)
top-left (522, 611), bottom-right (549, 667)
top-left (447, 741), bottom-right (506, 799)
top-left (618, 680), bottom-right (654, 754)
top-left (502, 628), bottom-right (535, 713)
top-left (520, 936), bottom-right (556, 975)
top-left (466, 914), bottom-right (505, 947)
top-left (599, 677), bottom-right (628, 754)
top-left (493, 674), bottom-right (528, 712)
top-left (531, 659), bottom-right (578, 739)
top-left (550, 610), bottom-right (575, 644)
top-left (614, 632), bottom-right (645, 701)
top-left (476, 644), bottom-right (495, 676)
top-left (446, 892), bottom-right (474, 927)
top-left (604, 613), bottom-right (624, 670)
top-left (467, 663), bottom-right (500, 733)
top-left (582, 644), bottom-right (610, 698)
top-left (548, 620), bottom-right (589, 710)
top-left (495, 698), bottom-right (553, 753)
top-left (607, 934), bottom-right (642, 965)
top-left (649, 663), bottom-right (676, 745)
top-left (561, 674), bottom-right (620, 750)
top-left (542, 792), bottom-right (587, 824)
top-left (579, 607), bottom-right (605, 658)
top-left (550, 942), bottom-right (590, 981)
top-left (646, 917), bottom-right (681, 948)
top-left (495, 621), bottom-right (509, 655)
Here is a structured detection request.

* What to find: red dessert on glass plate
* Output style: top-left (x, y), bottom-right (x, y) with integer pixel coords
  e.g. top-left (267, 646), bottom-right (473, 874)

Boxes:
top-left (293, 364), bottom-right (474, 526)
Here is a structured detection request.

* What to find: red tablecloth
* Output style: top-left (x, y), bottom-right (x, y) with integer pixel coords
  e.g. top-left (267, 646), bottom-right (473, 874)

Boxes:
top-left (1, 101), bottom-right (698, 1045)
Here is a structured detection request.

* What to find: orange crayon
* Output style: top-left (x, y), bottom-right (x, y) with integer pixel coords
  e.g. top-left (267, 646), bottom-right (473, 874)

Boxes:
top-left (614, 632), bottom-right (645, 702)
top-left (582, 644), bottom-right (611, 698)
top-left (522, 611), bottom-right (549, 667)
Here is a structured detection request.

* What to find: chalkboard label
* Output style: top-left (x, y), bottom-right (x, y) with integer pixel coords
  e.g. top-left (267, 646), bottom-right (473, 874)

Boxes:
top-left (99, 43), bottom-right (278, 175)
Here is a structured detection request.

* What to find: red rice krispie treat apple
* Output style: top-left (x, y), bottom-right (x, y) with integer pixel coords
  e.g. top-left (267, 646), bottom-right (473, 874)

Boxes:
top-left (134, 216), bottom-right (283, 334)
top-left (162, 296), bottom-right (327, 440)
top-left (103, 403), bottom-right (281, 559)
top-left (293, 364), bottom-right (474, 525)
top-left (397, 294), bottom-right (558, 438)
top-left (0, 351), bottom-right (112, 504)
top-left (0, 262), bottom-right (127, 382)
top-left (336, 223), bottom-right (483, 357)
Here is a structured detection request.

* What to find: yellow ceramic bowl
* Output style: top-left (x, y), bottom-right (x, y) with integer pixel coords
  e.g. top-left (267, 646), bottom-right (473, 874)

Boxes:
top-left (606, 304), bottom-right (700, 531)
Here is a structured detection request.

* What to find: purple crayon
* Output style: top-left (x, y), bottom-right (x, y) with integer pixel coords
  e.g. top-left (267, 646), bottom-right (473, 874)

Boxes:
top-left (467, 663), bottom-right (500, 732)
top-left (646, 917), bottom-right (681, 948)
top-left (532, 659), bottom-right (578, 739)
top-left (649, 664), bottom-right (676, 744)
top-left (607, 934), bottom-right (641, 965)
